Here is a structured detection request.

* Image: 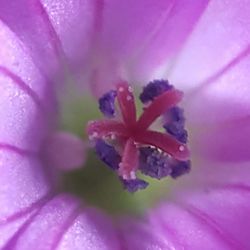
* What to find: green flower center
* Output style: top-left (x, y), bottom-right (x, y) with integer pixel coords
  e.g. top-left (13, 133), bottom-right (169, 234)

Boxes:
top-left (58, 92), bottom-right (173, 216)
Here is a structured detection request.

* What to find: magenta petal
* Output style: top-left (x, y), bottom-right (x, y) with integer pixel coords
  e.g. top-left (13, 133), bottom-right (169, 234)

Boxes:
top-left (40, 0), bottom-right (96, 68)
top-left (168, 2), bottom-right (250, 163)
top-left (0, 214), bottom-right (34, 249)
top-left (0, 150), bottom-right (50, 220)
top-left (150, 202), bottom-right (236, 249)
top-left (0, 3), bottom-right (57, 242)
top-left (0, 0), bottom-right (62, 77)
top-left (119, 219), bottom-right (172, 249)
top-left (170, 0), bottom-right (250, 123)
top-left (0, 73), bottom-right (50, 151)
top-left (192, 117), bottom-right (250, 162)
top-left (0, 32), bottom-right (52, 222)
top-left (4, 194), bottom-right (119, 250)
top-left (6, 195), bottom-right (79, 250)
top-left (147, 163), bottom-right (250, 249)
top-left (100, 0), bottom-right (209, 81)
top-left (57, 206), bottom-right (120, 250)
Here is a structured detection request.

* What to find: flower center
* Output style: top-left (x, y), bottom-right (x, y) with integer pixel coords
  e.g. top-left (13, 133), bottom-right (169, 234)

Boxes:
top-left (87, 80), bottom-right (191, 192)
top-left (56, 80), bottom-right (191, 215)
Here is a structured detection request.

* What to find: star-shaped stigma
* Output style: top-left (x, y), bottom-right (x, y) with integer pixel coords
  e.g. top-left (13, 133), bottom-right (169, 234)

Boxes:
top-left (87, 80), bottom-right (191, 192)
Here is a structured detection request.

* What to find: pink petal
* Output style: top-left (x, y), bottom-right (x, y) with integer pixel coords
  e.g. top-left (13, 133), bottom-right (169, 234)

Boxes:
top-left (0, 214), bottom-right (35, 249)
top-left (0, 0), bottom-right (96, 83)
top-left (119, 219), bottom-right (173, 249)
top-left (98, 0), bottom-right (209, 82)
top-left (0, 0), bottom-right (61, 78)
top-left (40, 0), bottom-right (96, 72)
top-left (3, 194), bottom-right (119, 250)
top-left (191, 117), bottom-right (250, 162)
top-left (57, 205), bottom-right (120, 250)
top-left (145, 162), bottom-right (250, 249)
top-left (169, 0), bottom-right (250, 124)
top-left (167, 1), bottom-right (250, 162)
top-left (44, 131), bottom-right (86, 171)
top-left (0, 149), bottom-right (50, 220)
top-left (0, 3), bottom-right (58, 242)
top-left (0, 23), bottom-right (53, 224)
top-left (121, 162), bottom-right (250, 249)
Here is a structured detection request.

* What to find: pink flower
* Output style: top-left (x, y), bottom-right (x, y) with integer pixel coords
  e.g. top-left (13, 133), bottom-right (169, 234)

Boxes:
top-left (0, 0), bottom-right (250, 249)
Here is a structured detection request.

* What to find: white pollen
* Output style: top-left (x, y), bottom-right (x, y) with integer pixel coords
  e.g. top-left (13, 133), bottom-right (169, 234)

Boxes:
top-left (126, 95), bottom-right (132, 101)
top-left (110, 134), bottom-right (116, 140)
top-left (179, 145), bottom-right (185, 151)
top-left (118, 87), bottom-right (124, 92)
top-left (92, 132), bottom-right (98, 138)
top-left (128, 86), bottom-right (133, 92)
top-left (130, 171), bottom-right (136, 180)
top-left (122, 174), bottom-right (129, 180)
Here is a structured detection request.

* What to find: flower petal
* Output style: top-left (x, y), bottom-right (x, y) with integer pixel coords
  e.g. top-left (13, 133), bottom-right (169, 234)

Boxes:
top-left (167, 1), bottom-right (250, 162)
top-left (99, 0), bottom-right (209, 82)
top-left (169, 0), bottom-right (250, 123)
top-left (119, 219), bottom-right (173, 250)
top-left (191, 117), bottom-right (250, 162)
top-left (3, 194), bottom-right (120, 250)
top-left (40, 0), bottom-right (96, 70)
top-left (0, 214), bottom-right (35, 249)
top-left (57, 205), bottom-right (120, 250)
top-left (145, 162), bottom-right (250, 249)
top-left (0, 0), bottom-right (61, 78)
top-left (0, 6), bottom-right (57, 243)
top-left (0, 149), bottom-right (51, 221)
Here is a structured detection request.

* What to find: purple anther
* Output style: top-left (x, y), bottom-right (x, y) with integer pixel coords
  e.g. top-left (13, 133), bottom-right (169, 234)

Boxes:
top-left (139, 147), bottom-right (172, 179)
top-left (121, 178), bottom-right (149, 193)
top-left (139, 79), bottom-right (172, 104)
top-left (95, 139), bottom-right (121, 170)
top-left (170, 160), bottom-right (191, 178)
top-left (98, 90), bottom-right (117, 117)
top-left (163, 107), bottom-right (188, 143)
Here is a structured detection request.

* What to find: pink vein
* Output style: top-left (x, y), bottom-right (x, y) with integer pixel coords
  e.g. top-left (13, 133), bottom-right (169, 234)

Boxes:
top-left (2, 195), bottom-right (56, 250)
top-left (0, 193), bottom-right (54, 226)
top-left (0, 143), bottom-right (37, 156)
top-left (188, 45), bottom-right (250, 98)
top-left (210, 183), bottom-right (250, 193)
top-left (0, 66), bottom-right (45, 113)
top-left (50, 206), bottom-right (82, 249)
top-left (36, 0), bottom-right (67, 62)
top-left (130, 0), bottom-right (176, 64)
top-left (175, 201), bottom-right (244, 250)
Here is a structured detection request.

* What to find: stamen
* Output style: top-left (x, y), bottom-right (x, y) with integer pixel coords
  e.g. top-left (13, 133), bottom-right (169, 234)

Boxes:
top-left (170, 160), bottom-right (191, 178)
top-left (137, 89), bottom-right (183, 130)
top-left (139, 147), bottom-right (172, 179)
top-left (95, 139), bottom-right (121, 170)
top-left (86, 80), bottom-right (191, 192)
top-left (140, 79), bottom-right (172, 104)
top-left (163, 107), bottom-right (188, 143)
top-left (121, 178), bottom-right (149, 193)
top-left (98, 90), bottom-right (117, 118)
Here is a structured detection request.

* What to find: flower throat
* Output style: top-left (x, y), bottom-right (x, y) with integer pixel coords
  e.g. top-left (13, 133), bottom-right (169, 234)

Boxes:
top-left (87, 80), bottom-right (191, 192)
top-left (60, 79), bottom-right (191, 215)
